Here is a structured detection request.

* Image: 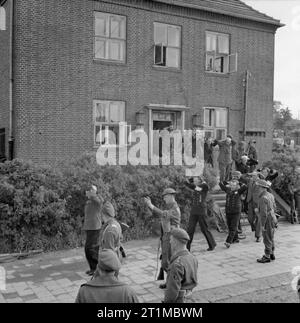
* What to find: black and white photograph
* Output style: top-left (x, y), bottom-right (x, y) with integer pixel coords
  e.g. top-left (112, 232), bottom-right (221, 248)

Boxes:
top-left (0, 0), bottom-right (300, 313)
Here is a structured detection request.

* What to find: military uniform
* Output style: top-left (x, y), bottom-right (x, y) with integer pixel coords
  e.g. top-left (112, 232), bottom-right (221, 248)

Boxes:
top-left (76, 249), bottom-right (138, 303)
top-left (164, 228), bottom-right (198, 303)
top-left (152, 198), bottom-right (181, 272)
top-left (257, 181), bottom-right (277, 262)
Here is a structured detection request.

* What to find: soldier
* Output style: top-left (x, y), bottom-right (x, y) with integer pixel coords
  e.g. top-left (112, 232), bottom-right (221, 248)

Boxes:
top-left (185, 176), bottom-right (216, 251)
top-left (83, 185), bottom-right (102, 276)
top-left (164, 228), bottom-right (198, 303)
top-left (75, 249), bottom-right (138, 303)
top-left (256, 179), bottom-right (277, 263)
top-left (99, 201), bottom-right (124, 267)
top-left (144, 188), bottom-right (181, 289)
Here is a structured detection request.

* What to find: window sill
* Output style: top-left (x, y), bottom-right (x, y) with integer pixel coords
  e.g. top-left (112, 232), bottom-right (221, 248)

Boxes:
top-left (205, 71), bottom-right (230, 78)
top-left (93, 59), bottom-right (127, 67)
top-left (152, 65), bottom-right (182, 73)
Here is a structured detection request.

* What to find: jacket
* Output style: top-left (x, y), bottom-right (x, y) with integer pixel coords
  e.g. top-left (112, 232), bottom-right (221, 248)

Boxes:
top-left (185, 180), bottom-right (209, 215)
top-left (164, 249), bottom-right (198, 303)
top-left (246, 178), bottom-right (260, 205)
top-left (100, 219), bottom-right (122, 256)
top-left (83, 196), bottom-right (102, 230)
top-left (213, 139), bottom-right (236, 165)
top-left (75, 273), bottom-right (139, 303)
top-left (219, 181), bottom-right (247, 214)
top-left (258, 191), bottom-right (277, 228)
top-left (152, 201), bottom-right (181, 233)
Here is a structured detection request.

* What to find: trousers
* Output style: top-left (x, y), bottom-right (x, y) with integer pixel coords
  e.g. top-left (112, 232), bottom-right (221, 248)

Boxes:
top-left (187, 209), bottom-right (216, 250)
top-left (262, 217), bottom-right (275, 256)
top-left (85, 229), bottom-right (100, 271)
top-left (226, 213), bottom-right (240, 244)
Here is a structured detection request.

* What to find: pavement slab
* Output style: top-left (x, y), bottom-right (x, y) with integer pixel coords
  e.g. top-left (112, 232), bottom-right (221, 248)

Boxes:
top-left (0, 222), bottom-right (300, 303)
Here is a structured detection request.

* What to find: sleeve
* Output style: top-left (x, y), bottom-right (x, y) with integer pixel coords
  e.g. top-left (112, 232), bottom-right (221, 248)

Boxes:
top-left (238, 184), bottom-right (247, 195)
top-left (219, 181), bottom-right (229, 193)
top-left (75, 288), bottom-right (83, 303)
top-left (164, 262), bottom-right (184, 303)
top-left (184, 181), bottom-right (196, 190)
top-left (165, 207), bottom-right (180, 222)
top-left (259, 197), bottom-right (268, 227)
top-left (103, 227), bottom-right (119, 250)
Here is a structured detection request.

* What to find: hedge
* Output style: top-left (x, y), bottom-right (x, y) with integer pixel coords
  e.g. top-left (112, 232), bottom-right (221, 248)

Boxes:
top-left (0, 154), bottom-right (218, 253)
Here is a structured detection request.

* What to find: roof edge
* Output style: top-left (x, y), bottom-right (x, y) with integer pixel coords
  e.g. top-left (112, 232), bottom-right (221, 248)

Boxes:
top-left (153, 0), bottom-right (284, 28)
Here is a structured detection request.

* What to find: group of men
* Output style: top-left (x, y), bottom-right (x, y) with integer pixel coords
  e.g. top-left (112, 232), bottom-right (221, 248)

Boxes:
top-left (77, 184), bottom-right (198, 303)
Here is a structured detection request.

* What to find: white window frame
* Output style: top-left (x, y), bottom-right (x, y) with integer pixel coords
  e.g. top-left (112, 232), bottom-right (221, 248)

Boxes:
top-left (94, 12), bottom-right (126, 62)
top-left (205, 31), bottom-right (234, 74)
top-left (153, 22), bottom-right (181, 68)
top-left (203, 107), bottom-right (228, 140)
top-left (0, 7), bottom-right (6, 31)
top-left (93, 100), bottom-right (130, 147)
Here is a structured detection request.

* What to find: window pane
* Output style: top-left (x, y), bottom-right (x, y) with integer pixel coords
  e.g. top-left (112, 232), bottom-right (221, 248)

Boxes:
top-left (110, 102), bottom-right (125, 122)
top-left (218, 35), bottom-right (229, 54)
top-left (95, 38), bottom-right (106, 59)
top-left (110, 16), bottom-right (126, 39)
top-left (154, 23), bottom-right (167, 45)
top-left (168, 26), bottom-right (180, 47)
top-left (206, 33), bottom-right (216, 51)
top-left (95, 13), bottom-right (109, 37)
top-left (109, 40), bottom-right (125, 61)
top-left (205, 54), bottom-right (214, 71)
top-left (216, 129), bottom-right (226, 140)
top-left (95, 102), bottom-right (109, 122)
top-left (215, 109), bottom-right (227, 127)
top-left (214, 56), bottom-right (223, 73)
top-left (166, 47), bottom-right (180, 68)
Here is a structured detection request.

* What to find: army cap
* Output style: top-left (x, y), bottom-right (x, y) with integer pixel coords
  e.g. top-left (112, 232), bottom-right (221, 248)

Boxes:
top-left (231, 171), bottom-right (242, 178)
top-left (102, 201), bottom-right (115, 218)
top-left (171, 228), bottom-right (190, 243)
top-left (162, 188), bottom-right (177, 197)
top-left (256, 179), bottom-right (270, 188)
top-left (98, 249), bottom-right (121, 272)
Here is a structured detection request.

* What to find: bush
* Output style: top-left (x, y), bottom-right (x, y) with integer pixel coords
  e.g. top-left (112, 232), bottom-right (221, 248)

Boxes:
top-left (0, 154), bottom-right (218, 253)
top-left (263, 146), bottom-right (300, 204)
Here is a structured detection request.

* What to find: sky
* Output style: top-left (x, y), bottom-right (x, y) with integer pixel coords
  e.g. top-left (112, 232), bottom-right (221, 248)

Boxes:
top-left (244, 0), bottom-right (300, 119)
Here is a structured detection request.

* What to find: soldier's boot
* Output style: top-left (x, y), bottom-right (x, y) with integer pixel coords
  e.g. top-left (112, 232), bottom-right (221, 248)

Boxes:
top-left (257, 255), bottom-right (271, 263)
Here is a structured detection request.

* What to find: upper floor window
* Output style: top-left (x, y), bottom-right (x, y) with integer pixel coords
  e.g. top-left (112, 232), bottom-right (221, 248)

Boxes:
top-left (203, 107), bottom-right (228, 140)
top-left (94, 100), bottom-right (129, 146)
top-left (94, 12), bottom-right (126, 62)
top-left (206, 32), bottom-right (237, 74)
top-left (154, 23), bottom-right (181, 68)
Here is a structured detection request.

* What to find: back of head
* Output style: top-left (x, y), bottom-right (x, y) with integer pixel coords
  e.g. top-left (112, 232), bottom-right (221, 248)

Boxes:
top-left (98, 249), bottom-right (121, 273)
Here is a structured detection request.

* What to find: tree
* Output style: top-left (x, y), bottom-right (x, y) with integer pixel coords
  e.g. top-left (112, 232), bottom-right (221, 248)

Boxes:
top-left (273, 101), bottom-right (293, 135)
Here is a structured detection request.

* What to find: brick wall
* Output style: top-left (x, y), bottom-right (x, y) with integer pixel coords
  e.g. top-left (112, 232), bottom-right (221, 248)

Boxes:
top-left (0, 0), bottom-right (11, 158)
top-left (12, 0), bottom-right (277, 164)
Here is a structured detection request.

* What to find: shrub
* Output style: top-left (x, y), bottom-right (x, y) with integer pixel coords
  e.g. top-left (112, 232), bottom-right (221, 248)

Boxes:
top-left (0, 154), bottom-right (218, 252)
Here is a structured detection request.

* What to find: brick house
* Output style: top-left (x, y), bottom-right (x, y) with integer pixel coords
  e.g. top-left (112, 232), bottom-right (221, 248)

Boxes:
top-left (0, 0), bottom-right (282, 165)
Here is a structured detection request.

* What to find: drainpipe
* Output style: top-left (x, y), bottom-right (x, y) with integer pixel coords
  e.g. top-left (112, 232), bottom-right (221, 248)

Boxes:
top-left (8, 0), bottom-right (14, 160)
top-left (242, 70), bottom-right (250, 141)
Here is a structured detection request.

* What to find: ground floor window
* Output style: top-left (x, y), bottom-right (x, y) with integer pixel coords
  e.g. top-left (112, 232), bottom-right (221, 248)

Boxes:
top-left (93, 100), bottom-right (127, 146)
top-left (203, 107), bottom-right (228, 140)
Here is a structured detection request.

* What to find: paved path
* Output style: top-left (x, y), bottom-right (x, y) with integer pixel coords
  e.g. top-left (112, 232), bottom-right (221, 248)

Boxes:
top-left (0, 222), bottom-right (300, 303)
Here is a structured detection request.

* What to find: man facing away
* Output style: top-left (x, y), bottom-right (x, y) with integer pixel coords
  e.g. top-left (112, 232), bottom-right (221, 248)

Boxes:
top-left (212, 134), bottom-right (236, 182)
top-left (164, 228), bottom-right (198, 303)
top-left (144, 188), bottom-right (181, 289)
top-left (83, 185), bottom-right (102, 276)
top-left (185, 176), bottom-right (216, 251)
top-left (99, 201), bottom-right (124, 265)
top-left (75, 249), bottom-right (138, 303)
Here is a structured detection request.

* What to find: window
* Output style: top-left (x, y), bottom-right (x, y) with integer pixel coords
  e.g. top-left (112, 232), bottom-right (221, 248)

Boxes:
top-left (94, 12), bottom-right (126, 62)
top-left (0, 7), bottom-right (6, 31)
top-left (154, 23), bottom-right (181, 68)
top-left (94, 101), bottom-right (128, 146)
top-left (204, 108), bottom-right (228, 140)
top-left (206, 32), bottom-right (236, 74)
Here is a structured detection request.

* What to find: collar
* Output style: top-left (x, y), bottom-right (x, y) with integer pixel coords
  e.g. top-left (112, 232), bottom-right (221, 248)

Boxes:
top-left (170, 249), bottom-right (189, 263)
top-left (83, 273), bottom-right (125, 287)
